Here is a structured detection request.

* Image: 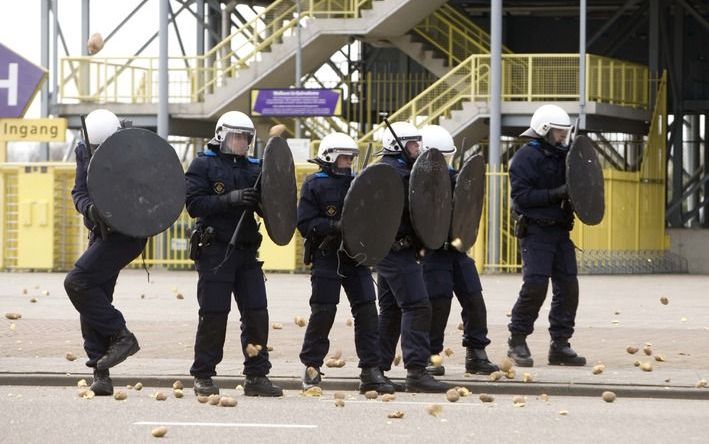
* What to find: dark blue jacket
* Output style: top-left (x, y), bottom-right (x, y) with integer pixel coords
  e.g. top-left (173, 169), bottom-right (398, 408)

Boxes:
top-left (509, 139), bottom-right (573, 223)
top-left (71, 141), bottom-right (97, 235)
top-left (297, 170), bottom-right (353, 239)
top-left (185, 142), bottom-right (262, 245)
top-left (379, 154), bottom-right (416, 241)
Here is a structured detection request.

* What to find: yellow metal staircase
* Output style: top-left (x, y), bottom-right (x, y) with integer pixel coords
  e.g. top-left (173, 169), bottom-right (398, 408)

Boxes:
top-left (358, 53), bottom-right (649, 146)
top-left (57, 0), bottom-right (449, 129)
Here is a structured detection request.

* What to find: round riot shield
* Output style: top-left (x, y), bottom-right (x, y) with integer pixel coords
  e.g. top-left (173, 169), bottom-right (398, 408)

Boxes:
top-left (341, 163), bottom-right (405, 267)
top-left (450, 154), bottom-right (486, 252)
top-left (260, 137), bottom-right (297, 245)
top-left (409, 148), bottom-right (453, 249)
top-left (567, 135), bottom-right (605, 225)
top-left (87, 128), bottom-right (185, 238)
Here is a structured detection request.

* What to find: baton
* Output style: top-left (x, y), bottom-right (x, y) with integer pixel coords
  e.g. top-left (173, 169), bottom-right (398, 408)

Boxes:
top-left (361, 142), bottom-right (373, 169)
top-left (80, 115), bottom-right (92, 160)
top-left (379, 113), bottom-right (407, 154)
top-left (213, 171), bottom-right (263, 272)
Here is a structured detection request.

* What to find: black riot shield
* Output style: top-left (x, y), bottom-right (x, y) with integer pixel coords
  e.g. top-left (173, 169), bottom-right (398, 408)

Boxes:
top-left (450, 154), bottom-right (486, 252)
top-left (260, 136), bottom-right (297, 246)
top-left (340, 163), bottom-right (404, 267)
top-left (87, 128), bottom-right (185, 238)
top-left (567, 135), bottom-right (605, 225)
top-left (409, 148), bottom-right (453, 250)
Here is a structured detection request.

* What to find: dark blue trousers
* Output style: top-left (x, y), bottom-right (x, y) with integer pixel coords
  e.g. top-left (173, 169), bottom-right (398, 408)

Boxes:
top-left (376, 248), bottom-right (431, 371)
top-left (299, 250), bottom-right (379, 368)
top-left (509, 225), bottom-right (579, 340)
top-left (423, 248), bottom-right (491, 352)
top-left (64, 233), bottom-right (147, 368)
top-left (190, 242), bottom-right (271, 378)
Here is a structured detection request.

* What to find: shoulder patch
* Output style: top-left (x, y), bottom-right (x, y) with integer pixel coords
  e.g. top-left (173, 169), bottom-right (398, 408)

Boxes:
top-left (314, 172), bottom-right (329, 178)
top-left (247, 157), bottom-right (261, 165)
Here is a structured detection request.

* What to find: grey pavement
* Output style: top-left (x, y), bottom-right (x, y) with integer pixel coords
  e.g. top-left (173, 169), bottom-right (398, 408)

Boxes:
top-left (2, 385), bottom-right (708, 444)
top-left (1, 270), bottom-right (708, 398)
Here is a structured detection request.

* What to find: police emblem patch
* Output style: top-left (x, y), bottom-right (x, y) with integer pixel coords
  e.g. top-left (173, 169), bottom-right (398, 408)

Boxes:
top-left (326, 205), bottom-right (337, 217)
top-left (213, 181), bottom-right (225, 194)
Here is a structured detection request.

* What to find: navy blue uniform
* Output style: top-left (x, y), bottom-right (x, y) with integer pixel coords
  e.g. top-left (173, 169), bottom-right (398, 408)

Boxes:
top-left (423, 167), bottom-right (490, 354)
top-left (185, 143), bottom-right (271, 378)
top-left (64, 141), bottom-right (147, 368)
top-left (508, 139), bottom-right (578, 341)
top-left (297, 170), bottom-right (380, 369)
top-left (376, 154), bottom-right (432, 371)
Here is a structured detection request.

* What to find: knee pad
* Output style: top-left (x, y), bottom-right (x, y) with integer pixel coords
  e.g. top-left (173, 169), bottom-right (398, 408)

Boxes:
top-left (242, 309), bottom-right (269, 345)
top-left (64, 270), bottom-right (85, 295)
top-left (409, 300), bottom-right (432, 332)
top-left (352, 302), bottom-right (378, 331)
top-left (311, 303), bottom-right (337, 314)
top-left (521, 282), bottom-right (549, 302)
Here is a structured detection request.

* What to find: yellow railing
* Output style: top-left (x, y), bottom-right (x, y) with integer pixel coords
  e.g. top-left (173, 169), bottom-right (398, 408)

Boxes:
top-left (60, 0), bottom-right (375, 104)
top-left (359, 53), bottom-right (648, 144)
top-left (587, 55), bottom-right (649, 109)
top-left (412, 4), bottom-right (512, 66)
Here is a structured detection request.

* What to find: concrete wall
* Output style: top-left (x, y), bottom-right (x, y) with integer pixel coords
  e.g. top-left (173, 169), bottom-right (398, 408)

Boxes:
top-left (669, 228), bottom-right (709, 274)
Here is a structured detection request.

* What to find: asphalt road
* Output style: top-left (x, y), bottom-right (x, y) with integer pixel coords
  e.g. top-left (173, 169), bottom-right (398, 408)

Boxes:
top-left (2, 385), bottom-right (708, 443)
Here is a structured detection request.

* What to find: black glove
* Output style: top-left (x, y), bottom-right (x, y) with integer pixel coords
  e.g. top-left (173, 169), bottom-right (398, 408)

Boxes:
top-left (220, 188), bottom-right (259, 207)
top-left (548, 184), bottom-right (568, 203)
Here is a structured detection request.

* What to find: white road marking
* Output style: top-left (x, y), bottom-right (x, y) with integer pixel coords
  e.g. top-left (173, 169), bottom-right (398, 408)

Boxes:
top-left (320, 399), bottom-right (484, 407)
top-left (134, 421), bottom-right (317, 429)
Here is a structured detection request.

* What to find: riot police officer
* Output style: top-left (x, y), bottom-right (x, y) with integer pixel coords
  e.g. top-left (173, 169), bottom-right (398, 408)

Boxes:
top-left (297, 132), bottom-right (394, 395)
top-left (185, 111), bottom-right (282, 397)
top-left (419, 125), bottom-right (499, 376)
top-left (507, 104), bottom-right (586, 367)
top-left (64, 109), bottom-right (146, 396)
top-left (376, 122), bottom-right (450, 393)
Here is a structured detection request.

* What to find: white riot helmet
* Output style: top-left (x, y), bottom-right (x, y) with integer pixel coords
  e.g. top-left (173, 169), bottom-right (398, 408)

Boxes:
top-left (85, 109), bottom-right (120, 146)
top-left (215, 111), bottom-right (255, 145)
top-left (520, 104), bottom-right (572, 145)
top-left (313, 132), bottom-right (359, 176)
top-left (381, 121), bottom-right (421, 153)
top-left (316, 132), bottom-right (359, 163)
top-left (421, 124), bottom-right (456, 157)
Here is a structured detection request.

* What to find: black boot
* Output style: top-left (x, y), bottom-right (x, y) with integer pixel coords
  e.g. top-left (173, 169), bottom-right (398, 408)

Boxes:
top-left (302, 366), bottom-right (322, 390)
top-left (548, 340), bottom-right (587, 366)
top-left (359, 367), bottom-right (395, 394)
top-left (96, 327), bottom-right (140, 370)
top-left (405, 367), bottom-right (451, 393)
top-left (425, 358), bottom-right (445, 376)
top-left (193, 377), bottom-right (219, 396)
top-left (507, 335), bottom-right (534, 367)
top-left (381, 373), bottom-right (406, 392)
top-left (90, 369), bottom-right (113, 396)
top-left (465, 348), bottom-right (500, 375)
top-left (244, 375), bottom-right (283, 397)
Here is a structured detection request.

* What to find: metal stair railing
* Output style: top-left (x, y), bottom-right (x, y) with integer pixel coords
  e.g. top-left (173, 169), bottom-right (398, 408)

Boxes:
top-left (411, 3), bottom-right (513, 66)
top-left (59, 0), bottom-right (377, 104)
top-left (358, 53), bottom-right (649, 145)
